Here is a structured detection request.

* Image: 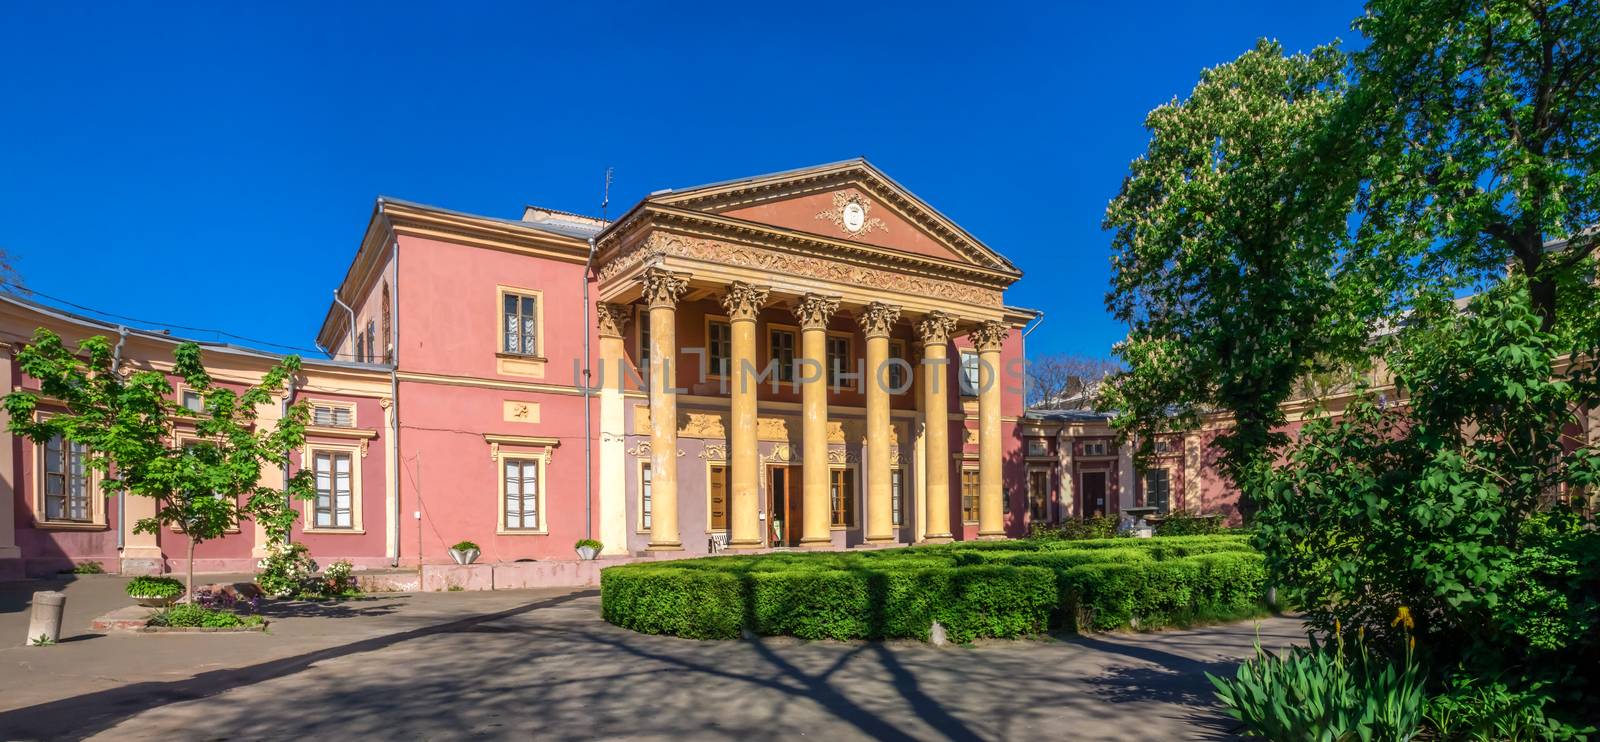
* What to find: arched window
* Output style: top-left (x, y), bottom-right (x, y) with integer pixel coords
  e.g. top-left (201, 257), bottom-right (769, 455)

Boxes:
top-left (381, 282), bottom-right (392, 364)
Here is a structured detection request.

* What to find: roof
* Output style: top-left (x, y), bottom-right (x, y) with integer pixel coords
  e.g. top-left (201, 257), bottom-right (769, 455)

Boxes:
top-left (0, 290), bottom-right (385, 371)
top-left (1024, 409), bottom-right (1116, 423)
top-left (378, 197), bottom-right (605, 241)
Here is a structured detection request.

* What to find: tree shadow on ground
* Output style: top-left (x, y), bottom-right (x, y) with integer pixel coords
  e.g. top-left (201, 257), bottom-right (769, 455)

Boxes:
top-left (254, 595), bottom-right (407, 620)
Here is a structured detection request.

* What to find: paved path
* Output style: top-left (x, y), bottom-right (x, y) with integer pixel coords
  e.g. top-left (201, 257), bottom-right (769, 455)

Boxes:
top-left (0, 582), bottom-right (1304, 741)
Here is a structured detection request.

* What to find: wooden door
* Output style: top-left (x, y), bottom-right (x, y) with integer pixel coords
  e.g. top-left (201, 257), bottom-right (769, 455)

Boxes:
top-left (767, 465), bottom-right (803, 547)
top-left (1080, 471), bottom-right (1107, 519)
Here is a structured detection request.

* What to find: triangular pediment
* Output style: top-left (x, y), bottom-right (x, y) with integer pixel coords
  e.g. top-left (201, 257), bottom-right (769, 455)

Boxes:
top-left (648, 160), bottom-right (1019, 277)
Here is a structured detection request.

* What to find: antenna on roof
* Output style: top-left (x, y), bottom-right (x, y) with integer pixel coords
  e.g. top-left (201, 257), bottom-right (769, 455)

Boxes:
top-left (601, 167), bottom-right (613, 223)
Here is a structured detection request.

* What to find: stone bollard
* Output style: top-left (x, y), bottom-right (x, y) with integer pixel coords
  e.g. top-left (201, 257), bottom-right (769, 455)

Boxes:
top-left (25, 591), bottom-right (66, 646)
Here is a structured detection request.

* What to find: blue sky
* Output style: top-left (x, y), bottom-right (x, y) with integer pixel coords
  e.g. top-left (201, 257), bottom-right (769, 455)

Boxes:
top-left (0, 1), bottom-right (1361, 360)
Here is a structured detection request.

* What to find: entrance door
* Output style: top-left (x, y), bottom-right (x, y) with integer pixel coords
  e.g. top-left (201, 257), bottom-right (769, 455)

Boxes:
top-left (767, 465), bottom-right (803, 546)
top-left (1080, 471), bottom-right (1108, 519)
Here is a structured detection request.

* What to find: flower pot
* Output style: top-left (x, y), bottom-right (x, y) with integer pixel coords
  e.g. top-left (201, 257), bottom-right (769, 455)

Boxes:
top-left (449, 548), bottom-right (479, 565)
top-left (575, 545), bottom-right (600, 561)
top-left (132, 595), bottom-right (175, 608)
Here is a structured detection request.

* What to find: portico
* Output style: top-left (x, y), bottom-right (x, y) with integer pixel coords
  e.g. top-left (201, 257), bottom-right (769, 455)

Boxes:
top-left (591, 160), bottom-right (1030, 552)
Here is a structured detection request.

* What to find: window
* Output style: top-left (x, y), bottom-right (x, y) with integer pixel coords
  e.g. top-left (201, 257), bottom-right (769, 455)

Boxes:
top-left (707, 320), bottom-right (731, 377)
top-left (639, 464), bottom-right (653, 530)
top-left (770, 328), bottom-right (796, 382)
top-left (381, 282), bottom-right (392, 364)
top-left (365, 320), bottom-right (377, 364)
top-left (503, 458), bottom-right (540, 531)
top-left (311, 402), bottom-right (354, 428)
top-left (502, 291), bottom-right (539, 356)
top-left (42, 433), bottom-right (90, 522)
top-left (887, 340), bottom-right (908, 392)
top-left (961, 469), bottom-right (980, 523)
top-left (180, 389), bottom-right (204, 413)
top-left (829, 468), bottom-right (856, 528)
top-left (708, 464), bottom-right (727, 531)
top-left (354, 332), bottom-right (365, 364)
top-left (637, 306), bottom-right (651, 383)
top-left (1082, 440), bottom-right (1108, 456)
top-left (1144, 469), bottom-right (1171, 513)
top-left (890, 469), bottom-right (904, 526)
top-left (313, 450), bottom-right (354, 529)
top-left (826, 335), bottom-right (850, 388)
top-left (1152, 437), bottom-right (1178, 455)
top-left (959, 351), bottom-right (981, 397)
top-left (1027, 438), bottom-right (1049, 457)
top-left (1029, 470), bottom-right (1051, 521)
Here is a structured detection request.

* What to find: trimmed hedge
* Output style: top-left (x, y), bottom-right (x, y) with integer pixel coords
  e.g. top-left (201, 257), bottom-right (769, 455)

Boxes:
top-left (600, 535), bottom-right (1268, 642)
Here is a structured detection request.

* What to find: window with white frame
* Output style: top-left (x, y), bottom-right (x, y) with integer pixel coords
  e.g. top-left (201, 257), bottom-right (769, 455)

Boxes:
top-left (312, 450), bottom-right (354, 529)
top-left (42, 433), bottom-right (90, 522)
top-left (829, 467), bottom-right (856, 528)
top-left (826, 335), bottom-right (850, 388)
top-left (180, 389), bottom-right (204, 413)
top-left (891, 468), bottom-right (904, 526)
top-left (959, 351), bottom-right (981, 397)
top-left (311, 402), bottom-right (354, 428)
top-left (1144, 468), bottom-right (1171, 513)
top-left (502, 292), bottom-right (539, 356)
top-left (1082, 440), bottom-right (1108, 456)
top-left (503, 457), bottom-right (540, 531)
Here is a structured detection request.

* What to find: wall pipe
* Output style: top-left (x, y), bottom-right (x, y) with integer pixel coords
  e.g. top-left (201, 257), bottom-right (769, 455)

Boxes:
top-left (582, 236), bottom-right (596, 540)
top-left (389, 231), bottom-right (401, 567)
top-left (1020, 310), bottom-right (1045, 409)
top-left (332, 290), bottom-right (356, 362)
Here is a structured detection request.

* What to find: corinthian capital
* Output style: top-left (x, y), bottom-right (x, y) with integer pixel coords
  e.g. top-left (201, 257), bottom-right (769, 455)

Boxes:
top-left (968, 321), bottom-right (1008, 353)
top-left (596, 302), bottom-right (632, 339)
top-left (791, 293), bottom-right (841, 330)
top-left (640, 268), bottom-right (689, 309)
top-left (857, 302), bottom-right (901, 339)
top-left (720, 282), bottom-right (770, 322)
top-left (915, 311), bottom-right (957, 346)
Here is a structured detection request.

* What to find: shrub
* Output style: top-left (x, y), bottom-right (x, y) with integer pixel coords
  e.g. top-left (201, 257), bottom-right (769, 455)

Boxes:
top-left (1424, 673), bottom-right (1593, 741)
top-left (600, 567), bottom-right (744, 639)
top-left (64, 561), bottom-right (105, 575)
top-left (1209, 628), bottom-right (1425, 740)
top-left (148, 604), bottom-right (266, 629)
top-left (601, 536), bottom-right (1265, 641)
top-left (125, 576), bottom-right (184, 600)
top-left (451, 540), bottom-right (480, 552)
top-left (1030, 515), bottom-right (1120, 541)
top-left (256, 541), bottom-right (318, 598)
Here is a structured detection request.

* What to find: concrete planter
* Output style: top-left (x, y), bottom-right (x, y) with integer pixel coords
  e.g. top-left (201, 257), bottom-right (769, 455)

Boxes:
top-left (575, 545), bottom-right (600, 561)
top-left (131, 595), bottom-right (176, 608)
top-left (449, 548), bottom-right (480, 565)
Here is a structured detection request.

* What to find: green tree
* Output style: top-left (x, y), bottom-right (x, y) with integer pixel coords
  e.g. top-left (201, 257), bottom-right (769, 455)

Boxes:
top-left (1255, 284), bottom-right (1600, 714)
top-left (3, 328), bottom-right (314, 603)
top-left (1102, 40), bottom-right (1381, 507)
top-left (1355, 0), bottom-right (1600, 328)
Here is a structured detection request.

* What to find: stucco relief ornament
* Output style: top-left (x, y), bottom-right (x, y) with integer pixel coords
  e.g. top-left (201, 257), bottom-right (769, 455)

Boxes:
top-left (816, 192), bottom-right (886, 238)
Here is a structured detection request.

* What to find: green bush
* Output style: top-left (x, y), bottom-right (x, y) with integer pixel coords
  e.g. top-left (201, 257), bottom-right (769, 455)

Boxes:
top-left (1029, 514), bottom-right (1120, 540)
top-left (125, 576), bottom-right (184, 600)
top-left (601, 536), bottom-right (1267, 642)
top-left (1152, 509), bottom-right (1225, 536)
top-left (600, 567), bottom-right (744, 639)
top-left (147, 604), bottom-right (265, 628)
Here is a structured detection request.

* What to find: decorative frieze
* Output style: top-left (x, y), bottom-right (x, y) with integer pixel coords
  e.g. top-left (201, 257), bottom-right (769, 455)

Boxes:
top-left (599, 232), bottom-right (1004, 308)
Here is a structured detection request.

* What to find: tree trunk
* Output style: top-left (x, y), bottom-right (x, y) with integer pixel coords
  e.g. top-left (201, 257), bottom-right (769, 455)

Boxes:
top-left (1530, 271), bottom-right (1558, 331)
top-left (185, 535), bottom-right (196, 606)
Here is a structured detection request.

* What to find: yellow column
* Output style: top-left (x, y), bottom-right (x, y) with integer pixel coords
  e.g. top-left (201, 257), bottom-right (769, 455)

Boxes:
top-left (642, 268), bottom-right (689, 551)
top-left (721, 282), bottom-right (769, 549)
top-left (916, 311), bottom-right (956, 543)
top-left (794, 293), bottom-right (840, 548)
top-left (596, 303), bottom-right (632, 555)
top-left (971, 321), bottom-right (1008, 539)
top-left (859, 302), bottom-right (900, 544)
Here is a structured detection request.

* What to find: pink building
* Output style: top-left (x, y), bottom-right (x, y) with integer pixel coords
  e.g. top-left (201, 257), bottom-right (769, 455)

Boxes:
top-left (0, 160), bottom-right (1240, 581)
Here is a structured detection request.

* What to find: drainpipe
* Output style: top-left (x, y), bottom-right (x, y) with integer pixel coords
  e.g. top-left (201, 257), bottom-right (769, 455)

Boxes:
top-left (1020, 310), bottom-right (1045, 409)
top-left (582, 236), bottom-right (596, 540)
top-left (332, 290), bottom-right (356, 362)
top-left (112, 325), bottom-right (128, 552)
top-left (388, 230), bottom-right (402, 567)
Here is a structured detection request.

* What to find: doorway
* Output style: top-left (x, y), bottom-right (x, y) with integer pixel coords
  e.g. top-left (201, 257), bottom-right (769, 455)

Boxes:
top-left (1080, 471), bottom-right (1108, 519)
top-left (766, 464), bottom-right (802, 547)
